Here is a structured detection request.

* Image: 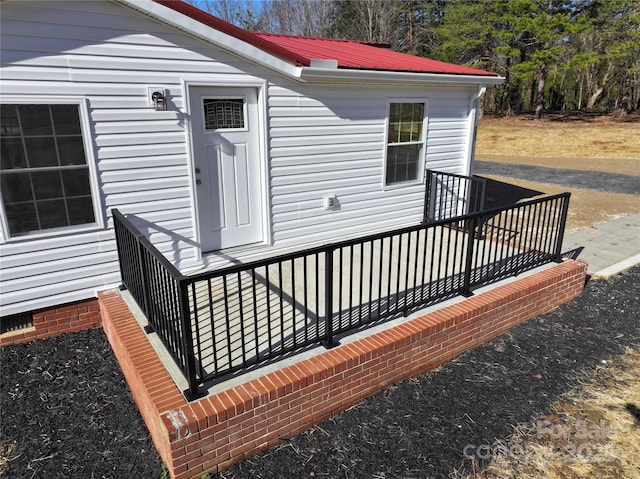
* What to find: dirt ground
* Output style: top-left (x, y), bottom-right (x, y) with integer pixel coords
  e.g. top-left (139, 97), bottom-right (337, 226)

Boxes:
top-left (476, 112), bottom-right (640, 164)
top-left (482, 176), bottom-right (639, 233)
top-left (476, 113), bottom-right (639, 232)
top-left (479, 347), bottom-right (640, 479)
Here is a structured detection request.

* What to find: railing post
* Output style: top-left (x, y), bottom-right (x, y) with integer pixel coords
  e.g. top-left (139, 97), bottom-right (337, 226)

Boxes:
top-left (113, 210), bottom-right (127, 289)
top-left (423, 170), bottom-right (433, 224)
top-left (136, 239), bottom-right (151, 318)
top-left (177, 280), bottom-right (200, 399)
top-left (553, 193), bottom-right (571, 262)
top-left (461, 215), bottom-right (478, 297)
top-left (323, 246), bottom-right (336, 348)
top-left (476, 176), bottom-right (487, 213)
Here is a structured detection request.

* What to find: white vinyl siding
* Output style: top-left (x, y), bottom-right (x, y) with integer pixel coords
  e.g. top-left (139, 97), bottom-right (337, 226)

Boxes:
top-left (267, 85), bottom-right (473, 247)
top-left (0, 0), bottom-right (479, 316)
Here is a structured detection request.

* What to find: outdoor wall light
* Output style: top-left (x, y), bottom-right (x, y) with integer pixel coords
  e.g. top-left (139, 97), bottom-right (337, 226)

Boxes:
top-left (151, 90), bottom-right (167, 111)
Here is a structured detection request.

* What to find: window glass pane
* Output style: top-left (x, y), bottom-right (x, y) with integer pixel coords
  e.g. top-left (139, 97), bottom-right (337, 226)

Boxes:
top-left (0, 103), bottom-right (96, 236)
top-left (388, 122), bottom-right (400, 143)
top-left (388, 102), bottom-right (424, 144)
top-left (32, 171), bottom-right (64, 200)
top-left (401, 103), bottom-right (413, 121)
top-left (0, 105), bottom-right (21, 136)
top-left (57, 136), bottom-right (86, 166)
top-left (25, 137), bottom-right (58, 167)
top-left (51, 105), bottom-right (82, 135)
top-left (1, 173), bottom-right (33, 203)
top-left (398, 121), bottom-right (412, 143)
top-left (389, 103), bottom-right (402, 123)
top-left (1, 138), bottom-right (27, 169)
top-left (411, 103), bottom-right (424, 140)
top-left (5, 202), bottom-right (39, 234)
top-left (67, 197), bottom-right (95, 225)
top-left (19, 105), bottom-right (53, 136)
top-left (386, 144), bottom-right (420, 185)
top-left (37, 199), bottom-right (67, 230)
top-left (61, 169), bottom-right (91, 197)
top-left (388, 103), bottom-right (402, 143)
top-left (203, 99), bottom-right (244, 129)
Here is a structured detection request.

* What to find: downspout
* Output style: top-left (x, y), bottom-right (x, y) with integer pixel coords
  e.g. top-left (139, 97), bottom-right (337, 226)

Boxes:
top-left (462, 85), bottom-right (487, 216)
top-left (466, 85), bottom-right (486, 177)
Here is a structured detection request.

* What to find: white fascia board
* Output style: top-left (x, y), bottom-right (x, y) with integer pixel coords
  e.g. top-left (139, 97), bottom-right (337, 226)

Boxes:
top-left (114, 0), bottom-right (302, 78)
top-left (299, 67), bottom-right (505, 86)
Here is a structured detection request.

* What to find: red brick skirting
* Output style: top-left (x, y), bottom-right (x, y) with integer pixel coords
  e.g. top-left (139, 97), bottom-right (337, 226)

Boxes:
top-left (0, 298), bottom-right (102, 346)
top-left (98, 260), bottom-right (587, 479)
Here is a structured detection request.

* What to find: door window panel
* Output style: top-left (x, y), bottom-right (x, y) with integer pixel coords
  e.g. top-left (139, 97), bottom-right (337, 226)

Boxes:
top-left (203, 99), bottom-right (245, 129)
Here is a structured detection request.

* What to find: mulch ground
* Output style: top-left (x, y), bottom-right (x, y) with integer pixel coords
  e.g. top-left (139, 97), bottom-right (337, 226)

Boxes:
top-left (1, 266), bottom-right (638, 479)
top-left (0, 330), bottom-right (163, 478)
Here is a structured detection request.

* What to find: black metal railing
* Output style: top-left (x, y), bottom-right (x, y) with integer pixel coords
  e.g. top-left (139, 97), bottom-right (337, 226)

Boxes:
top-left (113, 191), bottom-right (570, 399)
top-left (424, 169), bottom-right (487, 223)
top-left (113, 210), bottom-right (198, 395)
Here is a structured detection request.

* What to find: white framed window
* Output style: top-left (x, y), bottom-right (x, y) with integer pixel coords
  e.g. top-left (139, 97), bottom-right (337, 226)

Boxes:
top-left (0, 100), bottom-right (101, 240)
top-left (384, 100), bottom-right (427, 187)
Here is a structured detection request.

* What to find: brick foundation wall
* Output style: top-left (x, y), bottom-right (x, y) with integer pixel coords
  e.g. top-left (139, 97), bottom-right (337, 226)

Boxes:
top-left (0, 298), bottom-right (102, 346)
top-left (99, 260), bottom-right (587, 479)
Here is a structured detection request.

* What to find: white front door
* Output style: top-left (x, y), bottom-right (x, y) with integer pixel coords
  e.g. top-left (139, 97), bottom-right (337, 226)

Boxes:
top-left (189, 86), bottom-right (264, 252)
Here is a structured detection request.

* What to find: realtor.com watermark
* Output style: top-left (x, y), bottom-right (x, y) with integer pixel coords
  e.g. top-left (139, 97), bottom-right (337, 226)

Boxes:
top-left (462, 418), bottom-right (616, 464)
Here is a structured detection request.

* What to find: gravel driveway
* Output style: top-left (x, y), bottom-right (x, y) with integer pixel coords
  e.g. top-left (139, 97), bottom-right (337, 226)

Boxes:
top-left (474, 161), bottom-right (639, 196)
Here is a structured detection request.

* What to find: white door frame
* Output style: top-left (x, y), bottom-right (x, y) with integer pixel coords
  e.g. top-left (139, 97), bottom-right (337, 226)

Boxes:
top-left (184, 79), bottom-right (271, 258)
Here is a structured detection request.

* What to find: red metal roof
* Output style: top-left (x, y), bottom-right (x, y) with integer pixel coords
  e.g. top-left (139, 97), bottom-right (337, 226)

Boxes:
top-left (155, 0), bottom-right (498, 77)
top-left (254, 33), bottom-right (498, 76)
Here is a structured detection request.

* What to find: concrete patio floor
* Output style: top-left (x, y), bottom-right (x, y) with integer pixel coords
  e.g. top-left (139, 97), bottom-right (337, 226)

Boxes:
top-left (125, 205), bottom-right (563, 398)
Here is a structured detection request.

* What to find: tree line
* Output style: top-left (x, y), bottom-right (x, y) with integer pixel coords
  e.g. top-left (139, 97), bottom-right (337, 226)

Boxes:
top-left (191, 0), bottom-right (640, 118)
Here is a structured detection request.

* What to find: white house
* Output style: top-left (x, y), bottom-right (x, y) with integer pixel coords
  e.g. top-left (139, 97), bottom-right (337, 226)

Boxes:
top-left (0, 0), bottom-right (502, 322)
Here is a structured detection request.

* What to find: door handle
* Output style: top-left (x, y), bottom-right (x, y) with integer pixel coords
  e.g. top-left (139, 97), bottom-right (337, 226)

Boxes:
top-left (195, 167), bottom-right (201, 174)
top-left (196, 179), bottom-right (202, 185)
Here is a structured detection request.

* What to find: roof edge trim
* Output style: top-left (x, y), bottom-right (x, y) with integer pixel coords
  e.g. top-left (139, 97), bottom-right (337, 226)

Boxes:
top-left (300, 67), bottom-right (505, 86)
